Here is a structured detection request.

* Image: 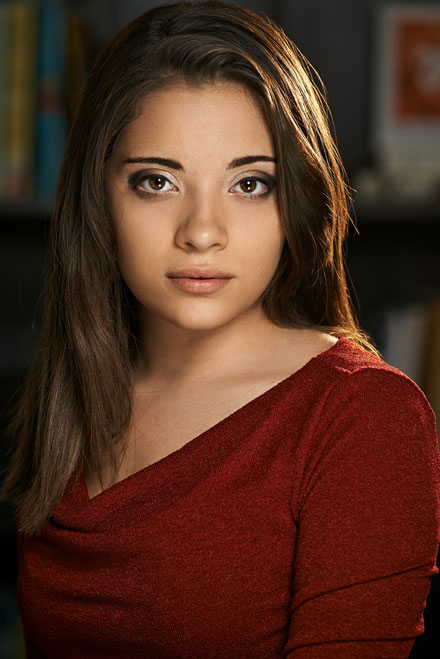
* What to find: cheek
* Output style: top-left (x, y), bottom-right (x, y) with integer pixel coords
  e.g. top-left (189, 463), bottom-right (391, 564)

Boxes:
top-left (242, 214), bottom-right (285, 272)
top-left (113, 222), bottom-right (159, 294)
top-left (113, 202), bottom-right (163, 263)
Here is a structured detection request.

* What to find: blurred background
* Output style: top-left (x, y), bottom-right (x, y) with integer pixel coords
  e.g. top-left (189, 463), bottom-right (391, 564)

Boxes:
top-left (0, 0), bottom-right (439, 656)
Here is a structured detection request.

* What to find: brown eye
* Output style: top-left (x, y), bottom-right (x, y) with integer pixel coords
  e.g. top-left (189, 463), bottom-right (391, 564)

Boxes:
top-left (146, 176), bottom-right (167, 191)
top-left (128, 171), bottom-right (177, 197)
top-left (239, 179), bottom-right (257, 193)
top-left (231, 176), bottom-right (274, 197)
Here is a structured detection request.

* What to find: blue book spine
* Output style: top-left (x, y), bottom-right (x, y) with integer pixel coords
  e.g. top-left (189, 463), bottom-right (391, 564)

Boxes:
top-left (35, 6), bottom-right (67, 200)
top-left (0, 5), bottom-right (9, 197)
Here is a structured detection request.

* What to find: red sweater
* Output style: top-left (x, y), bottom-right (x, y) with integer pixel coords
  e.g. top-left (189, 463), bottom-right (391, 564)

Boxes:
top-left (18, 338), bottom-right (440, 658)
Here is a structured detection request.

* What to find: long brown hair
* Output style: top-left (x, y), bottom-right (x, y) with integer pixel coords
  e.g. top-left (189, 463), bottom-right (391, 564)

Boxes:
top-left (2, 0), bottom-right (375, 534)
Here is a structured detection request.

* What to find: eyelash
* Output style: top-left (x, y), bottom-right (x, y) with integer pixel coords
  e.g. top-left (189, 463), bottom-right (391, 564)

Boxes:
top-left (128, 172), bottom-right (276, 200)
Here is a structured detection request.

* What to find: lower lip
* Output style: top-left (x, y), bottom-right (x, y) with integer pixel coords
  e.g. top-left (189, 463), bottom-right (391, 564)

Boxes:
top-left (169, 277), bottom-right (231, 293)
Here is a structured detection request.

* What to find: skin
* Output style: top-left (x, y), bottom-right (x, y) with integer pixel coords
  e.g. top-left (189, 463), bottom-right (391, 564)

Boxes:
top-left (91, 81), bottom-right (336, 495)
top-left (106, 81), bottom-right (334, 382)
top-left (107, 81), bottom-right (286, 379)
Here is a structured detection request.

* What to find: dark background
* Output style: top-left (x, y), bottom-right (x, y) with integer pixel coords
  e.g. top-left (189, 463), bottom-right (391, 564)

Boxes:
top-left (1, 1), bottom-right (439, 657)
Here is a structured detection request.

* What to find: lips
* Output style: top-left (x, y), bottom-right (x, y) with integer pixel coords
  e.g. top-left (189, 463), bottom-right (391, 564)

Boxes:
top-left (167, 267), bottom-right (233, 294)
top-left (167, 267), bottom-right (233, 279)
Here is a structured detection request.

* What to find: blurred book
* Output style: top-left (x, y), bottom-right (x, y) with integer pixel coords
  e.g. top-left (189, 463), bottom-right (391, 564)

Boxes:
top-left (3, 2), bottom-right (37, 199)
top-left (372, 5), bottom-right (440, 201)
top-left (0, 5), bottom-right (9, 197)
top-left (35, 5), bottom-right (67, 200)
top-left (0, 4), bottom-right (88, 203)
top-left (383, 303), bottom-right (428, 385)
top-left (423, 300), bottom-right (440, 426)
top-left (66, 8), bottom-right (89, 121)
top-left (383, 299), bottom-right (440, 428)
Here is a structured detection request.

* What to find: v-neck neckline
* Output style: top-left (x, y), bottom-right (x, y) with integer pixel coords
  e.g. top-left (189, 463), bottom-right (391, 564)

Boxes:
top-left (52, 337), bottom-right (346, 531)
top-left (85, 337), bottom-right (344, 499)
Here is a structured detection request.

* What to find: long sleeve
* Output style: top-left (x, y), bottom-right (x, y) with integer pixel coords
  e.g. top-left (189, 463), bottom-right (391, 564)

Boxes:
top-left (286, 368), bottom-right (440, 658)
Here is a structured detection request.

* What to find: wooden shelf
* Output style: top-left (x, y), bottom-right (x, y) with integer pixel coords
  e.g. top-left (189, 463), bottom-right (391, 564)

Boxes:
top-left (354, 200), bottom-right (440, 224)
top-left (0, 198), bottom-right (53, 222)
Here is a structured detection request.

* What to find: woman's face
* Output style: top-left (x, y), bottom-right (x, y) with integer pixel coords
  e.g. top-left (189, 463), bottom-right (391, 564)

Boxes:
top-left (106, 81), bottom-right (284, 336)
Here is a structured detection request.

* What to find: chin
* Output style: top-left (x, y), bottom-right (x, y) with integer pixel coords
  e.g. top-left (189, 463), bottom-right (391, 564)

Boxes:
top-left (170, 315), bottom-right (233, 333)
top-left (162, 305), bottom-right (243, 333)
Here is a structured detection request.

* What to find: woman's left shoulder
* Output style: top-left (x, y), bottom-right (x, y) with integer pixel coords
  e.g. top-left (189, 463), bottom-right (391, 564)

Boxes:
top-left (317, 343), bottom-right (438, 454)
top-left (296, 334), bottom-right (436, 436)
top-left (333, 336), bottom-right (429, 396)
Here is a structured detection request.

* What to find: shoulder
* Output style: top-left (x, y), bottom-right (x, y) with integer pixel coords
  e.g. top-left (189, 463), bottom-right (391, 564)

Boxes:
top-left (314, 334), bottom-right (400, 376)
top-left (301, 337), bottom-right (438, 457)
top-left (284, 336), bottom-right (437, 446)
top-left (314, 336), bottom-right (432, 401)
top-left (288, 339), bottom-right (440, 517)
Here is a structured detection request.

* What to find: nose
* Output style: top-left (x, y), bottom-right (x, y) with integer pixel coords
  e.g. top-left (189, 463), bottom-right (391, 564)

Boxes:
top-left (174, 189), bottom-right (228, 252)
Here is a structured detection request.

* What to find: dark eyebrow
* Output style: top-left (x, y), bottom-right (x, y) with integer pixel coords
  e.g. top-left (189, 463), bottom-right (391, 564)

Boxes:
top-left (123, 157), bottom-right (184, 170)
top-left (226, 155), bottom-right (276, 170)
top-left (122, 155), bottom-right (276, 171)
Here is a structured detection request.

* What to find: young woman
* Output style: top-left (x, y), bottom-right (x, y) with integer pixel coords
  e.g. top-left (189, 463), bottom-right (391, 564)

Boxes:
top-left (3, 1), bottom-right (439, 657)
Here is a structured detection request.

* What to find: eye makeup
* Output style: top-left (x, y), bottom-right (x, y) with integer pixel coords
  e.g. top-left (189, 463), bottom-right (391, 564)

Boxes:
top-left (127, 170), bottom-right (276, 200)
top-left (231, 174), bottom-right (276, 200)
top-left (127, 171), bottom-right (177, 198)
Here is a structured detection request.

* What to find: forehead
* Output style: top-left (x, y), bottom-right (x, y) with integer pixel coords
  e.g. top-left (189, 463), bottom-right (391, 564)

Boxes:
top-left (114, 81), bottom-right (275, 160)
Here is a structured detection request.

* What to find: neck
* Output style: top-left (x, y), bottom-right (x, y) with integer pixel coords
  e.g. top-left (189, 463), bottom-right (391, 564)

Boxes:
top-left (135, 304), bottom-right (280, 387)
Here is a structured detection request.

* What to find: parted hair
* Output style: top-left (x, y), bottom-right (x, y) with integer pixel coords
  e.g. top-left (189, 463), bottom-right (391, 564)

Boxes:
top-left (2, 0), bottom-right (374, 534)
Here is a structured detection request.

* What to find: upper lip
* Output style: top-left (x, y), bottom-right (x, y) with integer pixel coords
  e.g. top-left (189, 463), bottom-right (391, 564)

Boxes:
top-left (167, 267), bottom-right (233, 279)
